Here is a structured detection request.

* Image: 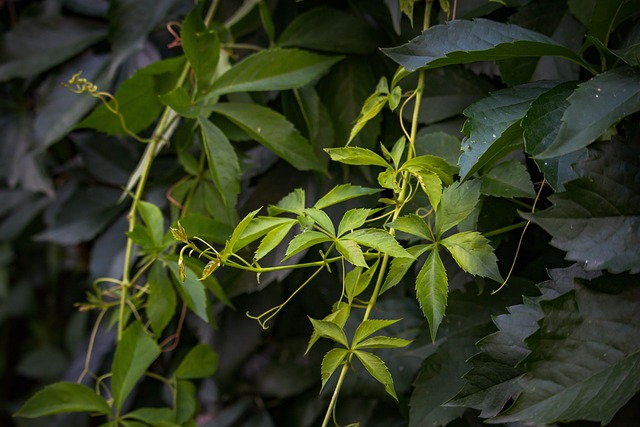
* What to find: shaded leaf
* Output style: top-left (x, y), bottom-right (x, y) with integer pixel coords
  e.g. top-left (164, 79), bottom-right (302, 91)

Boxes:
top-left (137, 200), bottom-right (164, 246)
top-left (309, 318), bottom-right (349, 348)
top-left (147, 263), bottom-right (176, 336)
top-left (480, 160), bottom-right (535, 198)
top-left (324, 147), bottom-right (390, 168)
top-left (441, 231), bottom-right (503, 282)
top-left (125, 408), bottom-right (179, 427)
top-left (459, 81), bottom-right (557, 179)
top-left (15, 382), bottom-right (110, 418)
top-left (381, 19), bottom-right (590, 72)
top-left (321, 348), bottom-right (348, 390)
top-left (182, 6), bottom-right (219, 93)
top-left (354, 350), bottom-right (398, 400)
top-left (112, 321), bottom-right (161, 411)
top-left (175, 344), bottom-right (218, 379)
top-left (210, 103), bottom-right (324, 172)
top-left (208, 49), bottom-right (342, 97)
top-left (167, 261), bottom-right (211, 323)
top-left (435, 180), bottom-right (481, 237)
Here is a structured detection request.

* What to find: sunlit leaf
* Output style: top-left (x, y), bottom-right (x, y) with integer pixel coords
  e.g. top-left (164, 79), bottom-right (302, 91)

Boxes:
top-left (337, 208), bottom-right (371, 237)
top-left (284, 231), bottom-right (332, 261)
top-left (15, 382), bottom-right (110, 418)
top-left (354, 350), bottom-right (398, 400)
top-left (416, 250), bottom-right (448, 341)
top-left (321, 348), bottom-right (348, 390)
top-left (343, 229), bottom-right (414, 258)
top-left (352, 319), bottom-right (401, 347)
top-left (435, 180), bottom-right (481, 237)
top-left (336, 239), bottom-right (367, 267)
top-left (381, 245), bottom-right (433, 294)
top-left (441, 231), bottom-right (503, 282)
top-left (309, 318), bottom-right (349, 348)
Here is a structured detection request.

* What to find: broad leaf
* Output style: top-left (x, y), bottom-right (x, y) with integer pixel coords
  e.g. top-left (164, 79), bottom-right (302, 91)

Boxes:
top-left (492, 273), bottom-right (640, 425)
top-left (459, 81), bottom-right (557, 179)
top-left (416, 250), bottom-right (448, 341)
top-left (522, 81), bottom-right (585, 191)
top-left (137, 200), bottom-right (164, 246)
top-left (181, 6), bottom-right (219, 93)
top-left (480, 160), bottom-right (535, 198)
top-left (523, 140), bottom-right (640, 273)
top-left (535, 67), bottom-right (640, 158)
top-left (303, 208), bottom-right (335, 236)
top-left (210, 103), bottom-right (324, 172)
top-left (400, 155), bottom-right (455, 185)
top-left (207, 49), bottom-right (342, 97)
top-left (337, 208), bottom-right (371, 237)
top-left (381, 19), bottom-right (590, 72)
top-left (435, 180), bottom-right (481, 237)
top-left (306, 305), bottom-right (351, 354)
top-left (167, 261), bottom-right (211, 323)
top-left (324, 147), bottom-right (390, 168)
top-left (309, 318), bottom-right (349, 347)
top-left (354, 350), bottom-right (398, 400)
top-left (388, 215), bottom-right (433, 241)
top-left (147, 263), bottom-right (176, 336)
top-left (112, 321), bottom-right (161, 411)
top-left (125, 408), bottom-right (178, 427)
top-left (254, 222), bottom-right (296, 261)
top-left (198, 118), bottom-right (240, 224)
top-left (343, 229), bottom-right (414, 258)
top-left (441, 231), bottom-right (503, 282)
top-left (335, 239), bottom-right (367, 267)
top-left (0, 14), bottom-right (106, 80)
top-left (175, 344), bottom-right (218, 379)
top-left (321, 348), bottom-right (348, 390)
top-left (15, 382), bottom-right (110, 418)
top-left (269, 188), bottom-right (306, 215)
top-left (284, 231), bottom-right (332, 260)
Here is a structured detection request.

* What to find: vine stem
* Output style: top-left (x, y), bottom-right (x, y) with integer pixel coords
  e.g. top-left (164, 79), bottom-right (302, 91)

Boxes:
top-left (322, 361), bottom-right (350, 427)
top-left (116, 0), bottom-right (220, 341)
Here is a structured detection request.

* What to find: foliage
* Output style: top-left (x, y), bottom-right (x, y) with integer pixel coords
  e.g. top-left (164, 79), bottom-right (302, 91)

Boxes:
top-left (2, 0), bottom-right (639, 426)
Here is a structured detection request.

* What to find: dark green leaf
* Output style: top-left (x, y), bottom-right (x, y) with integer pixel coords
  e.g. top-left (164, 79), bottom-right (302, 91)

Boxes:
top-left (182, 6), bottom-right (219, 93)
top-left (524, 140), bottom-right (640, 273)
top-left (15, 382), bottom-right (110, 418)
top-left (158, 87), bottom-right (202, 119)
top-left (441, 231), bottom-right (503, 282)
top-left (198, 118), bottom-right (240, 224)
top-left (210, 103), bottom-right (324, 172)
top-left (435, 180), bottom-right (481, 237)
top-left (535, 67), bottom-right (640, 159)
top-left (381, 19), bottom-right (590, 72)
top-left (343, 229), bottom-right (414, 258)
top-left (345, 260), bottom-right (379, 302)
top-left (0, 14), bottom-right (106, 80)
top-left (207, 49), bottom-right (342, 97)
top-left (522, 81), bottom-right (584, 191)
top-left (174, 380), bottom-right (196, 424)
top-left (178, 213), bottom-right (233, 245)
top-left (167, 261), bottom-right (211, 323)
top-left (324, 147), bottom-right (390, 168)
top-left (459, 81), bottom-right (557, 179)
top-left (175, 344), bottom-right (218, 379)
top-left (321, 348), bottom-right (348, 390)
top-left (480, 160), bottom-right (535, 198)
top-left (277, 7), bottom-right (382, 54)
top-left (125, 408), bottom-right (179, 427)
top-left (354, 350), bottom-right (398, 400)
top-left (416, 250), bottom-right (448, 341)
top-left (147, 263), bottom-right (176, 336)
top-left (112, 321), bottom-right (161, 411)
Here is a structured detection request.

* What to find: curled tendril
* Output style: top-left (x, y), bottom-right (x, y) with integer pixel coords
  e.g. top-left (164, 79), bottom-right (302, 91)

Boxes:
top-left (66, 71), bottom-right (99, 94)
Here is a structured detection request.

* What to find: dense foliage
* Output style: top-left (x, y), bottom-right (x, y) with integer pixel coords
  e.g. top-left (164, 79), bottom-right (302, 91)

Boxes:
top-left (2, 0), bottom-right (639, 426)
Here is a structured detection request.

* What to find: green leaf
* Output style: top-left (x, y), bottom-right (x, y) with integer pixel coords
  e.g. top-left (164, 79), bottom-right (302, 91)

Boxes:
top-left (412, 171), bottom-right (443, 211)
top-left (347, 78), bottom-right (390, 145)
top-left (111, 321), bottom-right (161, 411)
top-left (303, 208), bottom-right (335, 236)
top-left (345, 260), bottom-right (379, 302)
top-left (167, 261), bottom-right (211, 323)
top-left (277, 7), bottom-right (382, 54)
top-left (308, 318), bottom-right (349, 348)
top-left (354, 350), bottom-right (398, 400)
top-left (335, 239), bottom-right (367, 267)
top-left (174, 380), bottom-right (196, 424)
top-left (523, 140), bottom-right (640, 273)
top-left (535, 67), bottom-right (640, 159)
top-left (381, 245), bottom-right (433, 294)
top-left (441, 231), bottom-right (503, 282)
top-left (480, 160), bottom-right (535, 198)
top-left (521, 81), bottom-right (585, 191)
top-left (147, 263), bottom-right (176, 336)
top-left (435, 180), bottom-right (481, 237)
top-left (388, 215), bottom-right (433, 241)
top-left (587, 0), bottom-right (640, 45)
top-left (254, 222), bottom-right (296, 261)
top-left (269, 188), bottom-right (306, 215)
top-left (306, 305), bottom-right (351, 354)
top-left (321, 348), bottom-right (348, 391)
top-left (400, 155), bottom-right (455, 185)
top-left (356, 336), bottom-right (413, 349)
top-left (125, 408), bottom-right (179, 427)
top-left (337, 208), bottom-right (371, 237)
top-left (492, 274), bottom-right (640, 425)
top-left (198, 118), bottom-right (240, 224)
top-left (324, 147), bottom-right (390, 168)
top-left (343, 229), bottom-right (414, 258)
top-left (77, 56), bottom-right (184, 135)
top-left (416, 250), bottom-right (448, 342)
top-left (284, 231), bottom-right (332, 260)
top-left (158, 87), bottom-right (202, 119)
top-left (381, 19), bottom-right (590, 72)
top-left (210, 103), bottom-right (324, 172)
top-left (352, 319), bottom-right (401, 347)
top-left (459, 81), bottom-right (557, 179)
top-left (228, 208), bottom-right (261, 253)
top-left (15, 382), bottom-right (111, 418)
top-left (175, 344), bottom-right (218, 379)
top-left (178, 213), bottom-right (233, 244)
top-left (181, 6), bottom-right (219, 93)
top-left (0, 14), bottom-right (106, 80)
top-left (137, 200), bottom-right (164, 246)
top-left (207, 49), bottom-right (342, 97)
top-left (235, 216), bottom-right (295, 250)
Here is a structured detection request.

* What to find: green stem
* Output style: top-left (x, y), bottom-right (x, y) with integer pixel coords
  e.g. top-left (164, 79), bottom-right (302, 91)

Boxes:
top-left (322, 361), bottom-right (350, 427)
top-left (483, 221), bottom-right (528, 238)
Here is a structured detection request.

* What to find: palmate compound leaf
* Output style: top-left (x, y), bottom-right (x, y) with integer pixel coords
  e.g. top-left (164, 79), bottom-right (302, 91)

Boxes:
top-left (491, 272), bottom-right (640, 425)
top-left (380, 18), bottom-right (590, 73)
top-left (534, 66), bottom-right (640, 159)
top-left (523, 139), bottom-right (640, 273)
top-left (440, 231), bottom-right (503, 283)
top-left (458, 81), bottom-right (558, 179)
